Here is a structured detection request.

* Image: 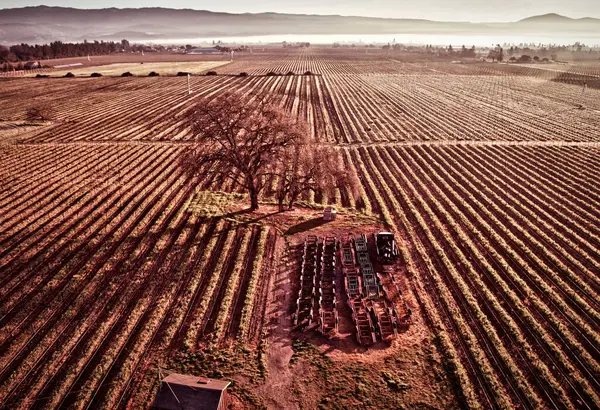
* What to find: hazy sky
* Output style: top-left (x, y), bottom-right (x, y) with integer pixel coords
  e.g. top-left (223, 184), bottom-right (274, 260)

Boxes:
top-left (0, 0), bottom-right (598, 21)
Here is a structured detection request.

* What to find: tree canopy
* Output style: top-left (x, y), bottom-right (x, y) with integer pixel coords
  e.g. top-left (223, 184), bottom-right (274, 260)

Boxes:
top-left (180, 92), bottom-right (354, 211)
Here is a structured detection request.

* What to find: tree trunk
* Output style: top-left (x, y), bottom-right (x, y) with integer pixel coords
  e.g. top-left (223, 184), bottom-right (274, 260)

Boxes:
top-left (288, 192), bottom-right (299, 210)
top-left (250, 189), bottom-right (259, 210)
top-left (248, 178), bottom-right (259, 210)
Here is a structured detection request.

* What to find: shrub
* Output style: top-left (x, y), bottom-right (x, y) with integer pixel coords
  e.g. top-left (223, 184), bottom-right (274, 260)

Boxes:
top-left (148, 71), bottom-right (160, 77)
top-left (518, 55), bottom-right (532, 63)
top-left (177, 71), bottom-right (190, 76)
top-left (266, 71), bottom-right (277, 76)
top-left (35, 74), bottom-right (49, 78)
top-left (121, 71), bottom-right (133, 77)
top-left (64, 72), bottom-right (75, 78)
top-left (286, 71), bottom-right (295, 76)
top-left (238, 72), bottom-right (249, 77)
top-left (26, 105), bottom-right (54, 122)
top-left (542, 57), bottom-right (549, 62)
top-left (90, 72), bottom-right (102, 77)
top-left (205, 71), bottom-right (217, 76)
top-left (304, 70), bottom-right (314, 76)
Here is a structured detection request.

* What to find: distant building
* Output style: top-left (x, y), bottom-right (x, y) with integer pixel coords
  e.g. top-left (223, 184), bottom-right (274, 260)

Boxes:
top-left (186, 48), bottom-right (223, 55)
top-left (151, 373), bottom-right (231, 410)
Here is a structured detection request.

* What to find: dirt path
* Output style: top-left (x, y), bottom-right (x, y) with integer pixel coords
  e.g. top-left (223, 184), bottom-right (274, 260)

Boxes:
top-left (256, 239), bottom-right (301, 410)
top-left (0, 122), bottom-right (49, 144)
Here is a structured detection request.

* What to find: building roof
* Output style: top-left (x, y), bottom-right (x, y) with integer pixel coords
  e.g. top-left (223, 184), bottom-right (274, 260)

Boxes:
top-left (151, 373), bottom-right (230, 410)
top-left (163, 373), bottom-right (230, 391)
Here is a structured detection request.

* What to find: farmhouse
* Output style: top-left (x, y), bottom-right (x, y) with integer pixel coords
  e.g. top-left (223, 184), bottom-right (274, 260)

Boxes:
top-left (186, 47), bottom-right (223, 55)
top-left (151, 373), bottom-right (231, 410)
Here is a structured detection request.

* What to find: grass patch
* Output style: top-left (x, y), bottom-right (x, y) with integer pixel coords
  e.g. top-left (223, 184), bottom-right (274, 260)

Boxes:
top-left (381, 371), bottom-right (412, 392)
top-left (190, 190), bottom-right (245, 217)
top-left (28, 61), bottom-right (229, 77)
top-left (290, 340), bottom-right (332, 377)
top-left (288, 338), bottom-right (422, 409)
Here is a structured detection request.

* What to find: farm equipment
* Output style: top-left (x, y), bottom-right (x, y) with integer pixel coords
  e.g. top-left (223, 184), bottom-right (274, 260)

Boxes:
top-left (294, 297), bottom-right (314, 327)
top-left (349, 298), bottom-right (376, 346)
top-left (361, 263), bottom-right (380, 300)
top-left (341, 237), bottom-right (362, 299)
top-left (343, 266), bottom-right (362, 299)
top-left (367, 299), bottom-right (398, 341)
top-left (374, 232), bottom-right (398, 264)
top-left (354, 233), bottom-right (368, 254)
top-left (340, 237), bottom-right (355, 266)
top-left (356, 251), bottom-right (370, 266)
top-left (354, 235), bottom-right (372, 291)
top-left (295, 236), bottom-right (319, 327)
top-left (306, 233), bottom-right (408, 344)
top-left (318, 236), bottom-right (338, 335)
top-left (319, 310), bottom-right (338, 334)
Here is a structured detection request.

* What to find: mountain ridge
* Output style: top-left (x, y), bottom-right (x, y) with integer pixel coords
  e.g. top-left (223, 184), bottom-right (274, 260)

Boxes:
top-left (1, 6), bottom-right (599, 45)
top-left (518, 13), bottom-right (599, 23)
top-left (5, 6), bottom-right (599, 23)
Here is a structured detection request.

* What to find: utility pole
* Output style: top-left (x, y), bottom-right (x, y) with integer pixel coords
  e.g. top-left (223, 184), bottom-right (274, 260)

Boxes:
top-left (187, 73), bottom-right (191, 95)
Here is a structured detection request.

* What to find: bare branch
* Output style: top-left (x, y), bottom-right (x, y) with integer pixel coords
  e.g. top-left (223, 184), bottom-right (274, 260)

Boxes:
top-left (179, 91), bottom-right (309, 210)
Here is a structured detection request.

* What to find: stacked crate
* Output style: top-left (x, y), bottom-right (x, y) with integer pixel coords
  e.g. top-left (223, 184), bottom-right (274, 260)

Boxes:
top-left (354, 234), bottom-right (379, 300)
top-left (349, 298), bottom-right (377, 345)
top-left (368, 299), bottom-right (398, 341)
top-left (318, 236), bottom-right (338, 334)
top-left (294, 235), bottom-right (318, 327)
top-left (340, 237), bottom-right (361, 300)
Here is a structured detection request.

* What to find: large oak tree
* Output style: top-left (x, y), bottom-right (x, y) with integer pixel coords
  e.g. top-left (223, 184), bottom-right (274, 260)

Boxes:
top-left (181, 91), bottom-right (353, 211)
top-left (181, 92), bottom-right (307, 210)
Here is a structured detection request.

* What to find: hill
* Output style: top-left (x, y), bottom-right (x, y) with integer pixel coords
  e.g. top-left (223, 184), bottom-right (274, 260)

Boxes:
top-left (519, 13), bottom-right (600, 23)
top-left (519, 13), bottom-right (576, 23)
top-left (0, 6), bottom-right (599, 44)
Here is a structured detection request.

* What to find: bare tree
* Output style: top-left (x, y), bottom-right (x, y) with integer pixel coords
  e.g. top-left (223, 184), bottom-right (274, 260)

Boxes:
top-left (276, 145), bottom-right (357, 211)
top-left (180, 92), bottom-right (307, 210)
top-left (487, 44), bottom-right (504, 62)
top-left (25, 104), bottom-right (54, 123)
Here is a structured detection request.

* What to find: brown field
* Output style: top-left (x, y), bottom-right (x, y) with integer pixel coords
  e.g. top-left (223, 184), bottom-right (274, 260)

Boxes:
top-left (1, 47), bottom-right (599, 409)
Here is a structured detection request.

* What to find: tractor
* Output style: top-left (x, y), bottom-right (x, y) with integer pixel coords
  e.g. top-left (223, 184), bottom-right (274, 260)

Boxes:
top-left (374, 232), bottom-right (398, 265)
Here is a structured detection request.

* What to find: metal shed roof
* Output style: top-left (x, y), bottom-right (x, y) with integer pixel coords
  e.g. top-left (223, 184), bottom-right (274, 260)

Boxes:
top-left (151, 373), bottom-right (230, 410)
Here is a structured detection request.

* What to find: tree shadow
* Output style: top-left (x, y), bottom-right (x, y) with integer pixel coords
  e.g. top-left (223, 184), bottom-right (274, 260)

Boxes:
top-left (284, 217), bottom-right (327, 235)
top-left (220, 208), bottom-right (282, 226)
top-left (221, 207), bottom-right (256, 219)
